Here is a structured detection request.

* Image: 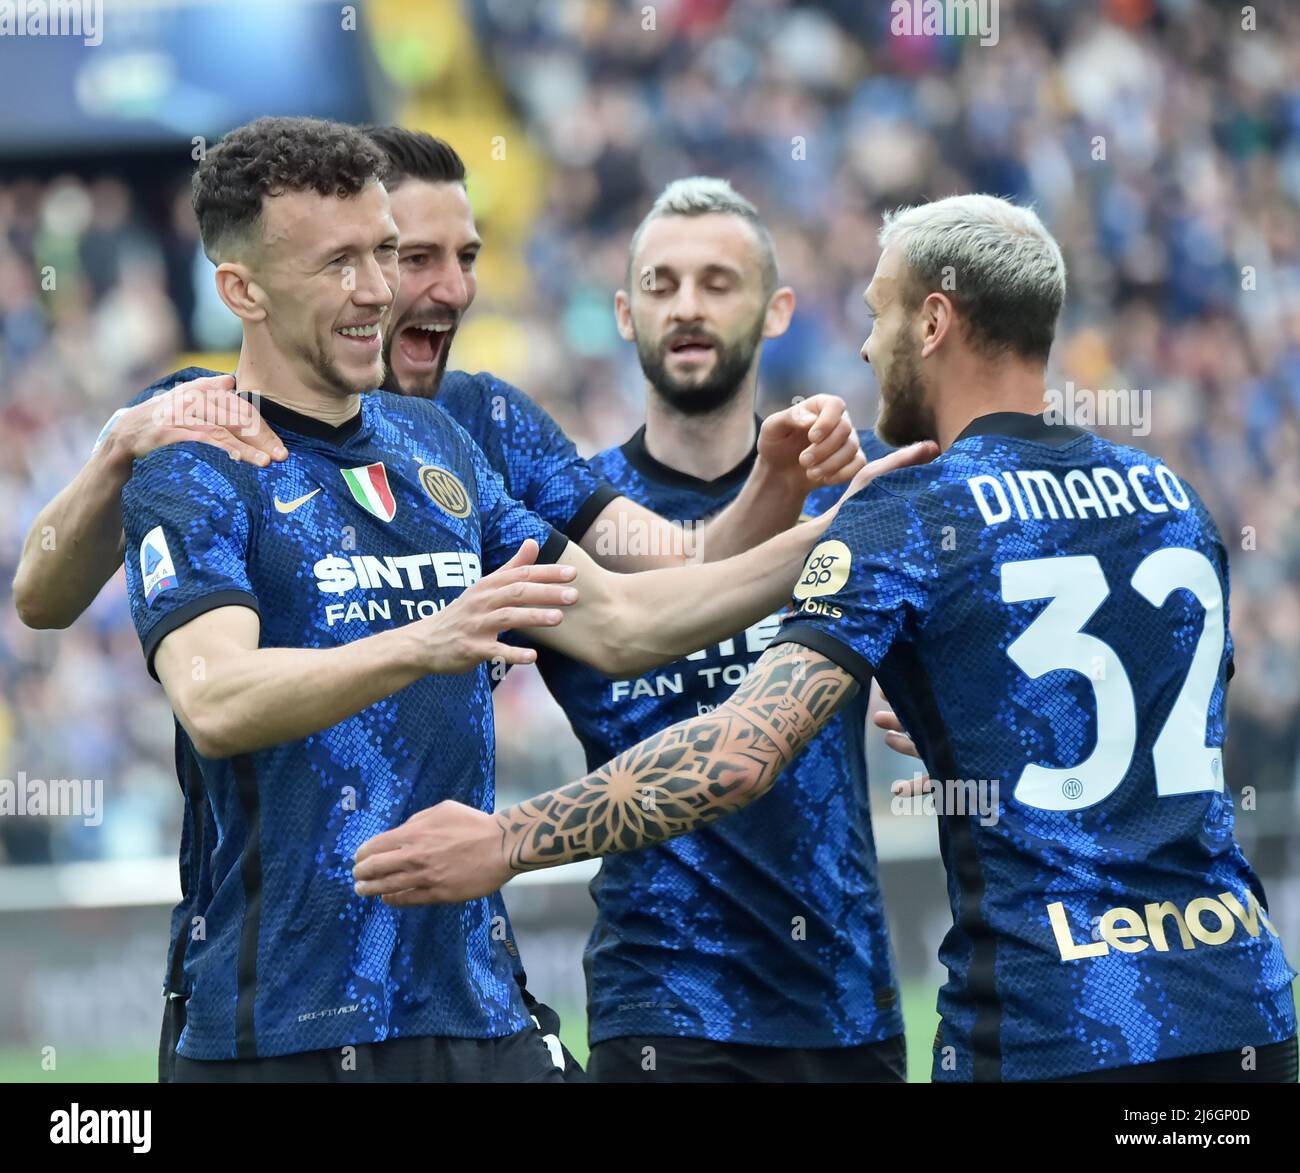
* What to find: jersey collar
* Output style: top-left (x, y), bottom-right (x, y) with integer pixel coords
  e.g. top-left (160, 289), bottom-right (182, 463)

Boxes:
top-left (621, 415), bottom-right (763, 498)
top-left (954, 411), bottom-right (1085, 446)
top-left (250, 394), bottom-right (367, 445)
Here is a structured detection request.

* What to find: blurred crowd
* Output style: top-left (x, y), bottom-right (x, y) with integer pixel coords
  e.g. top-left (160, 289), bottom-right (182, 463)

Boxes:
top-left (1, 0), bottom-right (1298, 867)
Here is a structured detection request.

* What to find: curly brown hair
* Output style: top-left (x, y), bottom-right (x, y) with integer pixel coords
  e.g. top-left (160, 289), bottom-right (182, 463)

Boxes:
top-left (192, 116), bottom-right (388, 260)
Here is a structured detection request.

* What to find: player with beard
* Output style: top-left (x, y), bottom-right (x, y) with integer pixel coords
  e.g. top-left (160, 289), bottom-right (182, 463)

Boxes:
top-left (357, 194), bottom-right (1297, 1084)
top-left (364, 178), bottom-right (910, 1083)
top-left (98, 117), bottom-right (933, 1083)
top-left (10, 125), bottom-right (873, 1080)
top-left (13, 128), bottom-right (864, 631)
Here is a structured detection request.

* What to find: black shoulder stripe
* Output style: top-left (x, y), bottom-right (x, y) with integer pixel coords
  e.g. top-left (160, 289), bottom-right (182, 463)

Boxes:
top-left (566, 484), bottom-right (622, 543)
top-left (536, 529), bottom-right (570, 567)
top-left (143, 592), bottom-right (261, 681)
top-left (770, 623), bottom-right (875, 689)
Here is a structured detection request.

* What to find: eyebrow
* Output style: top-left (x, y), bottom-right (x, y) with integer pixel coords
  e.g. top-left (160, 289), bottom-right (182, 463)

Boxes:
top-left (316, 226), bottom-right (400, 255)
top-left (648, 261), bottom-right (743, 280)
top-left (398, 236), bottom-right (483, 253)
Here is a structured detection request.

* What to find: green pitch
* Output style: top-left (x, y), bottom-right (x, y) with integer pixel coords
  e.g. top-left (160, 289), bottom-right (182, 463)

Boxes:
top-left (5, 980), bottom-right (1295, 1082)
top-left (0, 981), bottom-right (944, 1083)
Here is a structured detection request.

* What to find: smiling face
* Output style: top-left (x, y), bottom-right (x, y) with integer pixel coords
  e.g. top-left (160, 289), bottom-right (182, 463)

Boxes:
top-left (381, 180), bottom-right (481, 397)
top-left (252, 180), bottom-right (399, 396)
top-left (861, 243), bottom-right (936, 446)
top-left (620, 213), bottom-right (774, 415)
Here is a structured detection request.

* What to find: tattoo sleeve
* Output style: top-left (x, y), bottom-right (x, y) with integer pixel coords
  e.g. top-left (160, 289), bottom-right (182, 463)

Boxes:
top-left (495, 642), bottom-right (858, 872)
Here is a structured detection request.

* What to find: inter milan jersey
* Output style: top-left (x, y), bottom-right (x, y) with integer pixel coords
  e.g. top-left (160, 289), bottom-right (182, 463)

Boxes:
top-left (121, 387), bottom-right (568, 1060)
top-left (773, 412), bottom-right (1297, 1081)
top-left (117, 367), bottom-right (616, 1015)
top-left (533, 425), bottom-right (905, 1048)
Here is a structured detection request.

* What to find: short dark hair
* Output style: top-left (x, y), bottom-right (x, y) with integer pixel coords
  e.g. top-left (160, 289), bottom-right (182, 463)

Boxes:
top-left (364, 126), bottom-right (467, 190)
top-left (192, 116), bottom-right (388, 260)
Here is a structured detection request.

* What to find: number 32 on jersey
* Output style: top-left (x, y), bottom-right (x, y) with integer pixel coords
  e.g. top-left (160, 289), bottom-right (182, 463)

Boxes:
top-left (1001, 548), bottom-right (1225, 811)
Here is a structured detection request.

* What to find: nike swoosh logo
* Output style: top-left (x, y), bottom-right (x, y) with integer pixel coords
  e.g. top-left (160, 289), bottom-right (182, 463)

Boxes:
top-left (274, 488), bottom-right (321, 514)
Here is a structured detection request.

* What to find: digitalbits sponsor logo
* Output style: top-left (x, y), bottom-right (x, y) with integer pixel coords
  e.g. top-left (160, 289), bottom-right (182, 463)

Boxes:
top-left (793, 540), bottom-right (852, 600)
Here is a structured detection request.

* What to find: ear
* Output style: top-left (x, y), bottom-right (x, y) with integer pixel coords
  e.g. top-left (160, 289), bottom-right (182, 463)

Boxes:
top-left (214, 262), bottom-right (267, 324)
top-left (762, 285), bottom-right (795, 340)
top-left (919, 291), bottom-right (954, 359)
top-left (613, 289), bottom-right (636, 343)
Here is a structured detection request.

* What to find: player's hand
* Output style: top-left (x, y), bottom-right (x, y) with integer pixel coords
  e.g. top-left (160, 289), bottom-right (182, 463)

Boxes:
top-left (352, 800), bottom-right (511, 905)
top-left (101, 375), bottom-right (288, 469)
top-left (873, 704), bottom-right (924, 760)
top-left (415, 539), bottom-right (579, 674)
top-left (872, 702), bottom-right (931, 795)
top-left (758, 394), bottom-right (863, 487)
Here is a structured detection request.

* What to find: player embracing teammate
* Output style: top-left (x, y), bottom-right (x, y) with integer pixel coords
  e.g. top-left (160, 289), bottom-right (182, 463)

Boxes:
top-left (374, 194), bottom-right (1299, 1084)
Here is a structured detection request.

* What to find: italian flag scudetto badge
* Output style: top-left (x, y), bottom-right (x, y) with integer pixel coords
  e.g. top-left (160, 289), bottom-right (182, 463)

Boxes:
top-left (341, 462), bottom-right (397, 522)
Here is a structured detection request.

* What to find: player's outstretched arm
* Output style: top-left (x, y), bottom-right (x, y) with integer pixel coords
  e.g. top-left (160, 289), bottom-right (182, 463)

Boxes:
top-left (12, 376), bottom-right (286, 629)
top-left (531, 440), bottom-right (935, 677)
top-left (698, 394), bottom-right (865, 559)
top-left (351, 642), bottom-right (856, 904)
top-left (153, 540), bottom-right (577, 759)
top-left (578, 395), bottom-right (863, 571)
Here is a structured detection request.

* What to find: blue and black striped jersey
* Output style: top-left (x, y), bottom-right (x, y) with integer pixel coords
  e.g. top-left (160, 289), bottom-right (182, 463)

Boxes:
top-left (121, 386), bottom-right (563, 1059)
top-left (118, 367), bottom-right (616, 1038)
top-left (534, 425), bottom-right (906, 1048)
top-left (774, 411), bottom-right (1297, 1081)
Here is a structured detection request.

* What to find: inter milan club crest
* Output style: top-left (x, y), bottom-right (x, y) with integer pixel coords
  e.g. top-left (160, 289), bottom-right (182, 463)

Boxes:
top-left (417, 465), bottom-right (472, 518)
top-left (341, 462), bottom-right (397, 522)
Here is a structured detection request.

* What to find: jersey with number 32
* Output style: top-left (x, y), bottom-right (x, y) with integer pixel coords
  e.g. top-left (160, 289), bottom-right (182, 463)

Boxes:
top-left (773, 412), bottom-right (1297, 1081)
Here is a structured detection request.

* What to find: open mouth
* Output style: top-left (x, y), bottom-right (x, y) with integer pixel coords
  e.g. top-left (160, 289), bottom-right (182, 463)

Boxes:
top-left (335, 322), bottom-right (382, 351)
top-left (396, 322), bottom-right (454, 372)
top-left (667, 334), bottom-right (716, 362)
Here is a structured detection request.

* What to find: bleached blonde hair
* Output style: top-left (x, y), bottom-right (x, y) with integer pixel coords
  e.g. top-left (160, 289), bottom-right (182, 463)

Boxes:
top-left (879, 194), bottom-right (1066, 362)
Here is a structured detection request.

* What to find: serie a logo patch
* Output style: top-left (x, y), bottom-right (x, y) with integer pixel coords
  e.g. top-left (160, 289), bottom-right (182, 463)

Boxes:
top-left (140, 525), bottom-right (178, 606)
top-left (417, 465), bottom-right (472, 519)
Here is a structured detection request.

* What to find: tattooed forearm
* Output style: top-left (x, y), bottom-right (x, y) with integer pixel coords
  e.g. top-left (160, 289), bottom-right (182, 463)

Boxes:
top-left (494, 643), bottom-right (858, 872)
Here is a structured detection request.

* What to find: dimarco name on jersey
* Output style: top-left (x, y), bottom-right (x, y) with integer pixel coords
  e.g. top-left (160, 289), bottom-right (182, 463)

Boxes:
top-left (967, 462), bottom-right (1191, 526)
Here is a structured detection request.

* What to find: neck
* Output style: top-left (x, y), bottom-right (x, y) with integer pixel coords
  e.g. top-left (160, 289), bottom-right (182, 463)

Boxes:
top-left (643, 374), bottom-right (758, 480)
top-left (933, 357), bottom-right (1048, 451)
top-left (234, 332), bottom-right (361, 426)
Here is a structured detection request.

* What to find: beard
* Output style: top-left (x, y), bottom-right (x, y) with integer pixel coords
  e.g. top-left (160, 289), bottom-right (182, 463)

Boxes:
top-left (380, 316), bottom-right (456, 398)
top-left (637, 318), bottom-right (764, 416)
top-left (875, 328), bottom-right (936, 446)
top-left (299, 330), bottom-right (383, 398)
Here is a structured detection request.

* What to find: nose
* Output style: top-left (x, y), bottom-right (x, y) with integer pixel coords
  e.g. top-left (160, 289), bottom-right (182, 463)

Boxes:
top-left (354, 254), bottom-right (394, 311)
top-left (670, 279), bottom-right (703, 323)
top-left (428, 258), bottom-right (470, 312)
top-left (861, 338), bottom-right (871, 364)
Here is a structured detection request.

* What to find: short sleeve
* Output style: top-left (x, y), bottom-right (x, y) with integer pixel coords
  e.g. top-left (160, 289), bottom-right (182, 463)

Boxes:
top-left (92, 366), bottom-right (228, 455)
top-left (121, 444), bottom-right (259, 679)
top-left (477, 376), bottom-right (619, 540)
top-left (770, 483), bottom-right (934, 686)
top-left (465, 437), bottom-right (568, 575)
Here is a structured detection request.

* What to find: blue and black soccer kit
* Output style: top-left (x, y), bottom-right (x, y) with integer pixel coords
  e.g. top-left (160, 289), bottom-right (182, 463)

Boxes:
top-left (123, 368), bottom-right (612, 1080)
top-left (123, 387), bottom-right (588, 1081)
top-left (773, 412), bottom-right (1298, 1082)
top-left (535, 425), bottom-right (908, 1082)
